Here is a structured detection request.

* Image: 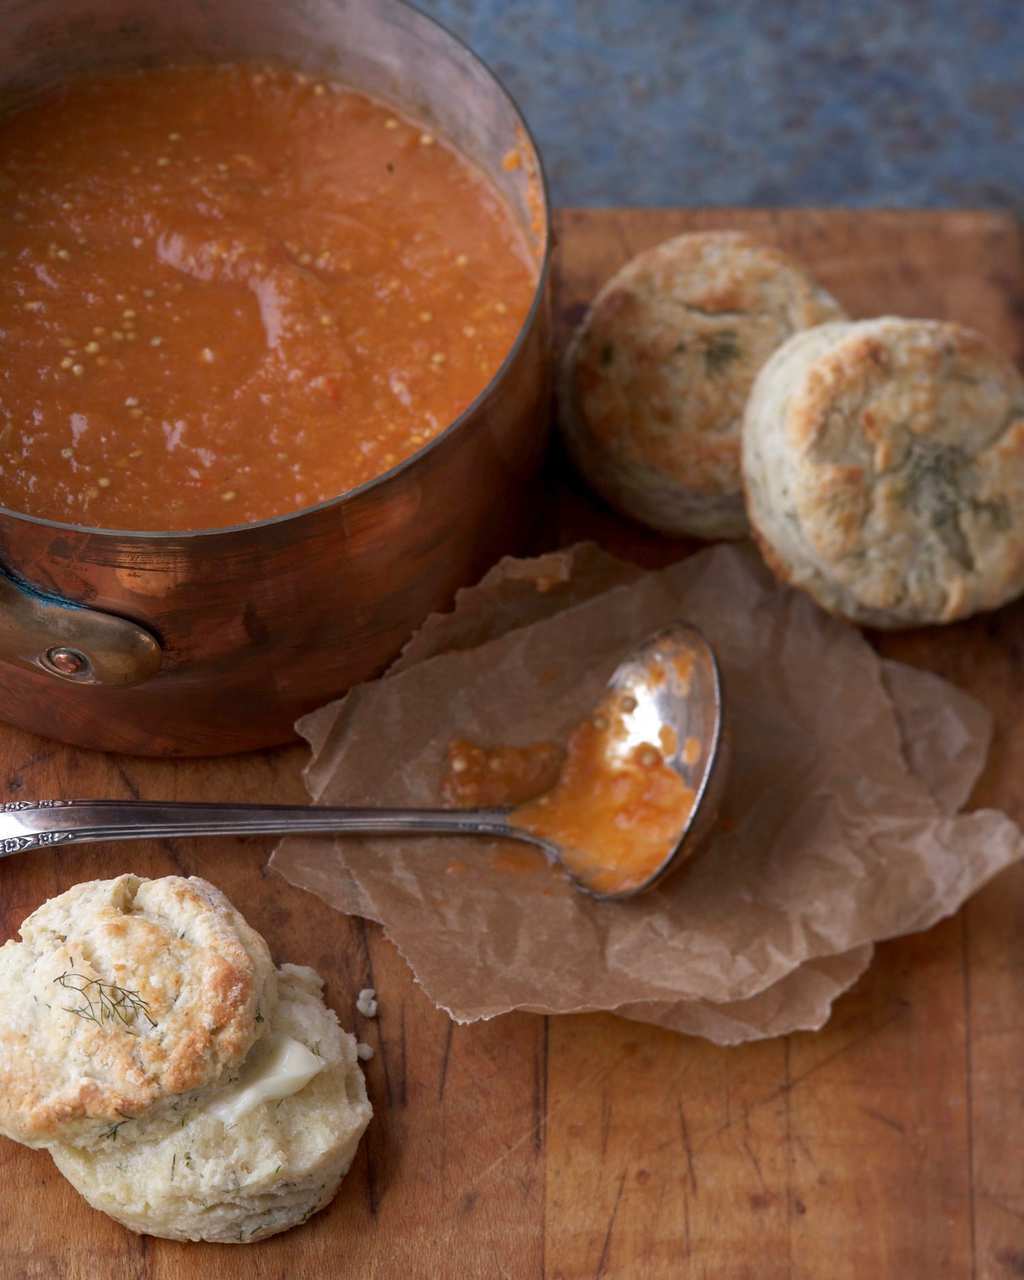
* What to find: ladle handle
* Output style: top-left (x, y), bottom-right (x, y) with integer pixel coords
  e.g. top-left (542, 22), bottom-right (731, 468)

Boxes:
top-left (0, 799), bottom-right (518, 856)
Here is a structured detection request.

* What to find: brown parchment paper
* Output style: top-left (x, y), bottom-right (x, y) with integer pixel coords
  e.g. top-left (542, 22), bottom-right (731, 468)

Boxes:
top-left (270, 544), bottom-right (1019, 1042)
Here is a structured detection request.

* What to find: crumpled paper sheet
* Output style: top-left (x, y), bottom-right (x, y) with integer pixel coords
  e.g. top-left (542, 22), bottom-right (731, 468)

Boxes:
top-left (270, 543), bottom-right (1019, 1044)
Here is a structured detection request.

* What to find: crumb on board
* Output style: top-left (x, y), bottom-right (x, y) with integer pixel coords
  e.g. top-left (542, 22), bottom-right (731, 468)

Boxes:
top-left (356, 987), bottom-right (378, 1018)
top-left (356, 1043), bottom-right (374, 1061)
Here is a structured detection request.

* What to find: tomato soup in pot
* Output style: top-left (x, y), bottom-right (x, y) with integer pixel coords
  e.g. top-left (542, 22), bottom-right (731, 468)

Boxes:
top-left (0, 62), bottom-right (537, 531)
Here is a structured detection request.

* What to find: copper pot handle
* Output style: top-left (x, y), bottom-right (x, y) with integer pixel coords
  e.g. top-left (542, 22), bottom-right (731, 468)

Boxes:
top-left (0, 568), bottom-right (161, 687)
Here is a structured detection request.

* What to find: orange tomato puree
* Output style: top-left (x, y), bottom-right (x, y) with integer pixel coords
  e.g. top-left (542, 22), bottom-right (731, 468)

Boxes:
top-left (513, 708), bottom-right (695, 896)
top-left (441, 737), bottom-right (564, 808)
top-left (0, 63), bottom-right (536, 530)
top-left (440, 690), bottom-right (696, 897)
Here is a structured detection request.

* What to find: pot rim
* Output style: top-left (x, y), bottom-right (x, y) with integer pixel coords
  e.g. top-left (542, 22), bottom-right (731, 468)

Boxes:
top-left (0, 0), bottom-right (553, 543)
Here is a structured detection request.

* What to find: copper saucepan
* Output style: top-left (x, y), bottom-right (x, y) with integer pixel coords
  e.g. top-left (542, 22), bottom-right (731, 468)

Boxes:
top-left (0, 0), bottom-right (552, 756)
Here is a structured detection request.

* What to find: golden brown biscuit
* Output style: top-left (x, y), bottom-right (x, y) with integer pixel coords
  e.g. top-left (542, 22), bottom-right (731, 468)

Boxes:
top-left (0, 874), bottom-right (277, 1149)
top-left (560, 231), bottom-right (846, 538)
top-left (742, 317), bottom-right (1024, 627)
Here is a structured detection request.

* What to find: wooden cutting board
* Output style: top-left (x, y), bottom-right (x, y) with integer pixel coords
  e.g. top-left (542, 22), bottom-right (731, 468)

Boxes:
top-left (2, 209), bottom-right (1023, 1280)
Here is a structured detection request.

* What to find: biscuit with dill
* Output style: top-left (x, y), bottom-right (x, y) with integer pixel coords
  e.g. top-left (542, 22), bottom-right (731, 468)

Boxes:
top-left (52, 964), bottom-right (372, 1244)
top-left (742, 316), bottom-right (1024, 627)
top-left (560, 230), bottom-right (846, 539)
top-left (0, 874), bottom-right (277, 1149)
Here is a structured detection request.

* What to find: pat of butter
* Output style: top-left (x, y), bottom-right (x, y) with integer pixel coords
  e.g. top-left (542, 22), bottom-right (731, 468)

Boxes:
top-left (209, 1034), bottom-right (324, 1126)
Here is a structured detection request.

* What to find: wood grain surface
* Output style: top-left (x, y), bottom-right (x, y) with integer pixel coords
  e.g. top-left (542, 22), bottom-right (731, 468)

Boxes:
top-left (2, 208), bottom-right (1023, 1279)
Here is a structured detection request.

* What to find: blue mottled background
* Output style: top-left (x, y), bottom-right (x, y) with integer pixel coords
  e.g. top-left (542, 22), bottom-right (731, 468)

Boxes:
top-left (417, 0), bottom-right (1023, 208)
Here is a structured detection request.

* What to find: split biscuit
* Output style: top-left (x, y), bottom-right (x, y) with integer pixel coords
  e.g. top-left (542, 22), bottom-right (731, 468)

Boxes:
top-left (52, 963), bottom-right (372, 1244)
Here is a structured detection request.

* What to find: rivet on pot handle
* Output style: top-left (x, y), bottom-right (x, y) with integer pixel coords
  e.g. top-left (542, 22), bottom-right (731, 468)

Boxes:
top-left (0, 567), bottom-right (161, 687)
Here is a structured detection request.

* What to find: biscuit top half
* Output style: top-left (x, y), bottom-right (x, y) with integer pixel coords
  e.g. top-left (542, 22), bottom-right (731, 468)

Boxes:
top-left (0, 874), bottom-right (277, 1149)
top-left (567, 231), bottom-right (846, 496)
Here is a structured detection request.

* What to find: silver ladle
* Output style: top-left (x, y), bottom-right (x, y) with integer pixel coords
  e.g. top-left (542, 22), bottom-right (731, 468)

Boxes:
top-left (0, 626), bottom-right (726, 900)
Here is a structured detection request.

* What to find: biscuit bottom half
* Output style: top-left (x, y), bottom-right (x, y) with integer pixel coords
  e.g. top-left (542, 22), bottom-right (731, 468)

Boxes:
top-left (51, 964), bottom-right (372, 1244)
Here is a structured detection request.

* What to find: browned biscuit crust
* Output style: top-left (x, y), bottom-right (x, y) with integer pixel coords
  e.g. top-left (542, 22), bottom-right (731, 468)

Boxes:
top-left (742, 317), bottom-right (1024, 627)
top-left (561, 231), bottom-right (846, 539)
top-left (0, 875), bottom-right (277, 1148)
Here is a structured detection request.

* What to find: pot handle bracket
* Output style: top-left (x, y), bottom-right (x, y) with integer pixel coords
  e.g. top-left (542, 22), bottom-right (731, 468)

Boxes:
top-left (0, 567), bottom-right (161, 687)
